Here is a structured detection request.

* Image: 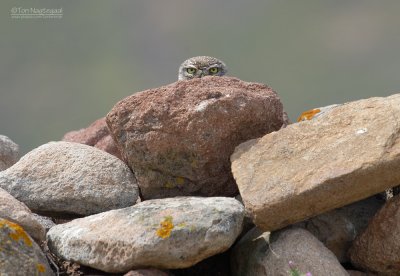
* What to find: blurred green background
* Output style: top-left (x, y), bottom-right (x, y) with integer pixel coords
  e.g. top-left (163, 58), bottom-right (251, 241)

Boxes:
top-left (1, 0), bottom-right (400, 154)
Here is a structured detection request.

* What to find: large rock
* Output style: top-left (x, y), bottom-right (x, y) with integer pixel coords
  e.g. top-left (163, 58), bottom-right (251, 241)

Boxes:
top-left (0, 187), bottom-right (46, 243)
top-left (0, 218), bottom-right (53, 276)
top-left (0, 135), bottom-right (19, 171)
top-left (107, 76), bottom-right (285, 199)
top-left (349, 195), bottom-right (400, 275)
top-left (0, 141), bottom-right (139, 217)
top-left (231, 93), bottom-right (400, 231)
top-left (47, 197), bottom-right (244, 273)
top-left (231, 227), bottom-right (348, 276)
top-left (63, 117), bottom-right (122, 160)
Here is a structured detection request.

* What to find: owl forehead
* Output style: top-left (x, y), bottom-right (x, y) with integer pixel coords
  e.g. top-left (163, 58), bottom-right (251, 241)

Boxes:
top-left (185, 56), bottom-right (222, 68)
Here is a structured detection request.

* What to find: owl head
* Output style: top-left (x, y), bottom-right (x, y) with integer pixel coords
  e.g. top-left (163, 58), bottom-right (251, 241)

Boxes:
top-left (178, 56), bottom-right (227, 80)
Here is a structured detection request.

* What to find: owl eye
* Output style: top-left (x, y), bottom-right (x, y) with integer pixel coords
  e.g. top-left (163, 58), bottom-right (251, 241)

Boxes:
top-left (209, 67), bottom-right (219, 74)
top-left (186, 68), bottom-right (197, 74)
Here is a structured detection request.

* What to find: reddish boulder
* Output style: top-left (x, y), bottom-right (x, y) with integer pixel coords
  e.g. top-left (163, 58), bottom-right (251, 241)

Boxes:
top-left (349, 195), bottom-right (400, 275)
top-left (107, 76), bottom-right (285, 199)
top-left (62, 117), bottom-right (122, 160)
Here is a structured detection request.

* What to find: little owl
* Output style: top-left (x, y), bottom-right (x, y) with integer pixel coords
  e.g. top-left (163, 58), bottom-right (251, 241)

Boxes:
top-left (178, 56), bottom-right (227, 80)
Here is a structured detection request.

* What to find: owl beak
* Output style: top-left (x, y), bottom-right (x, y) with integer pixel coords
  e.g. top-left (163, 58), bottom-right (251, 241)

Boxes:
top-left (198, 70), bottom-right (205, 77)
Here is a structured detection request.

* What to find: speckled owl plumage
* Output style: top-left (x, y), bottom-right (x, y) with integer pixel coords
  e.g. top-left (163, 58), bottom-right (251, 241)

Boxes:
top-left (178, 56), bottom-right (227, 80)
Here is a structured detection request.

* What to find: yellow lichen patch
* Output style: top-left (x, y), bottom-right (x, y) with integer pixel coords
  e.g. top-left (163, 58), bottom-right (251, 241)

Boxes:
top-left (176, 222), bottom-right (186, 228)
top-left (190, 158), bottom-right (198, 168)
top-left (176, 177), bottom-right (185, 185)
top-left (297, 108), bottom-right (321, 122)
top-left (165, 177), bottom-right (185, 188)
top-left (36, 263), bottom-right (46, 273)
top-left (156, 216), bottom-right (174, 239)
top-left (164, 181), bottom-right (175, 189)
top-left (189, 225), bottom-right (196, 232)
top-left (0, 219), bottom-right (32, 247)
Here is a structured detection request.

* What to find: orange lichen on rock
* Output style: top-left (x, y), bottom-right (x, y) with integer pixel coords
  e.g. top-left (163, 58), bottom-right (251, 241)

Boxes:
top-left (0, 219), bottom-right (33, 247)
top-left (156, 216), bottom-right (174, 239)
top-left (297, 108), bottom-right (321, 122)
top-left (36, 263), bottom-right (46, 273)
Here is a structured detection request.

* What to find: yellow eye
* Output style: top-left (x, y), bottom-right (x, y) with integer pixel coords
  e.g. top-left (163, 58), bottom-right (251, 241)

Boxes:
top-left (186, 68), bottom-right (197, 74)
top-left (209, 67), bottom-right (219, 74)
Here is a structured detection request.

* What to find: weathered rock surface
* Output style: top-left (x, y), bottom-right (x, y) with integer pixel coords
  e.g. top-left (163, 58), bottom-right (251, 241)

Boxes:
top-left (0, 187), bottom-right (46, 243)
top-left (0, 135), bottom-right (19, 171)
top-left (231, 227), bottom-right (348, 276)
top-left (232, 94), bottom-right (400, 231)
top-left (298, 196), bottom-right (383, 262)
top-left (0, 141), bottom-right (139, 217)
top-left (47, 197), bottom-right (244, 273)
top-left (0, 218), bottom-right (53, 276)
top-left (349, 195), bottom-right (400, 275)
top-left (107, 76), bottom-right (285, 199)
top-left (63, 117), bottom-right (122, 160)
top-left (298, 104), bottom-right (400, 200)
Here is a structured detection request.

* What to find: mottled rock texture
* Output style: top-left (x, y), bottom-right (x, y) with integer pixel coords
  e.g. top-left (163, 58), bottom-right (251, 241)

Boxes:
top-left (0, 187), bottom-right (46, 243)
top-left (0, 141), bottom-right (139, 217)
top-left (47, 197), bottom-right (244, 273)
top-left (0, 218), bottom-right (53, 276)
top-left (349, 195), bottom-right (400, 275)
top-left (232, 94), bottom-right (400, 231)
top-left (63, 117), bottom-right (122, 160)
top-left (107, 76), bottom-right (285, 199)
top-left (0, 135), bottom-right (19, 171)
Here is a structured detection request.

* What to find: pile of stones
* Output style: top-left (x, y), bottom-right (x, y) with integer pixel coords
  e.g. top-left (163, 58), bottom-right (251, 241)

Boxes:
top-left (1, 76), bottom-right (400, 275)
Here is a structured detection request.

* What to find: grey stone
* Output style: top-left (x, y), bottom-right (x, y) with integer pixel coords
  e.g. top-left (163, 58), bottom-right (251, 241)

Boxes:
top-left (0, 135), bottom-right (19, 171)
top-left (0, 218), bottom-right (53, 276)
top-left (47, 197), bottom-right (244, 273)
top-left (0, 141), bottom-right (139, 217)
top-left (0, 187), bottom-right (46, 243)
